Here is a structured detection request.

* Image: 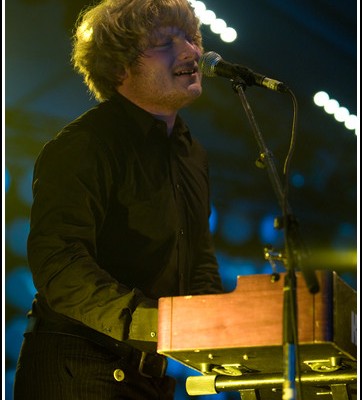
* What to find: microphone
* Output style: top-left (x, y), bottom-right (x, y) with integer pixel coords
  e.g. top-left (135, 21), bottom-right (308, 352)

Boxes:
top-left (199, 51), bottom-right (288, 93)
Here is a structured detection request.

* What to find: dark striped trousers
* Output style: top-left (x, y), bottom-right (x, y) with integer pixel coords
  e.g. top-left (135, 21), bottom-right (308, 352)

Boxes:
top-left (14, 332), bottom-right (176, 399)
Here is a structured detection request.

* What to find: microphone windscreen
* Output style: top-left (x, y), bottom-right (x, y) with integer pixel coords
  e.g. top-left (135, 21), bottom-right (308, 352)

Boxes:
top-left (199, 51), bottom-right (222, 77)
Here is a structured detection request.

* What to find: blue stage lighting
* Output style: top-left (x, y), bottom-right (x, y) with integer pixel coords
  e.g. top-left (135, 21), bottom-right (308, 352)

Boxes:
top-left (6, 266), bottom-right (36, 312)
top-left (5, 218), bottom-right (30, 258)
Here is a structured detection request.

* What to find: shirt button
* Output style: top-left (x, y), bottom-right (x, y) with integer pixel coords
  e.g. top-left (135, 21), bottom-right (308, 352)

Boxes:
top-left (175, 183), bottom-right (181, 190)
top-left (150, 331), bottom-right (157, 338)
top-left (179, 228), bottom-right (184, 236)
top-left (114, 369), bottom-right (125, 382)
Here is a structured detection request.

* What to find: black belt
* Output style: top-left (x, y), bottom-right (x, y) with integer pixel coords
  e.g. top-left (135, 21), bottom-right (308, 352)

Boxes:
top-left (25, 316), bottom-right (167, 378)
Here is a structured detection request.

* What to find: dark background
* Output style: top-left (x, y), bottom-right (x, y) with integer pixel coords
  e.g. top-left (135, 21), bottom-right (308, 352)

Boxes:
top-left (4, 0), bottom-right (358, 399)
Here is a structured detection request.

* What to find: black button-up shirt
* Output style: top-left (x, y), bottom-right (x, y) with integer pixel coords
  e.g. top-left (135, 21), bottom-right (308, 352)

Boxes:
top-left (28, 93), bottom-right (223, 348)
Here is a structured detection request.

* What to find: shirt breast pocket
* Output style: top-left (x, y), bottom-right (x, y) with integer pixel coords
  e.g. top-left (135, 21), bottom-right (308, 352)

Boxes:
top-left (121, 184), bottom-right (178, 241)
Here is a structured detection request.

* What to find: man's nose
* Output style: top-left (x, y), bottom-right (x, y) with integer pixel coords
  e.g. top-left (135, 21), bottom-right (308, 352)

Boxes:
top-left (177, 39), bottom-right (200, 61)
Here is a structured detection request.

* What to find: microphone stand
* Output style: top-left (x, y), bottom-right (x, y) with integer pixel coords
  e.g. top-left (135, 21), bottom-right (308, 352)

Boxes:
top-left (230, 78), bottom-right (319, 400)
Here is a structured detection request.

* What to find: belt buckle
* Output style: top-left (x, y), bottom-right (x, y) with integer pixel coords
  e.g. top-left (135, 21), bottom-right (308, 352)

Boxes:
top-left (138, 352), bottom-right (167, 378)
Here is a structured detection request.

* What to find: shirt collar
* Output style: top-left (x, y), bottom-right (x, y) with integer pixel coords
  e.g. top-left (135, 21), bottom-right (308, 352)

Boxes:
top-left (109, 93), bottom-right (192, 145)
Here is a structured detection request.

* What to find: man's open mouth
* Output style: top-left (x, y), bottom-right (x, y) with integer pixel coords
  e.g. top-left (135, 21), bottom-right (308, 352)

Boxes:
top-left (174, 68), bottom-right (198, 76)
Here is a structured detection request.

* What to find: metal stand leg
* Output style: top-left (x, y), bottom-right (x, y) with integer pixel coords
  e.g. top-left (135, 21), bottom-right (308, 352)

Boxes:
top-left (330, 384), bottom-right (352, 400)
top-left (239, 388), bottom-right (261, 400)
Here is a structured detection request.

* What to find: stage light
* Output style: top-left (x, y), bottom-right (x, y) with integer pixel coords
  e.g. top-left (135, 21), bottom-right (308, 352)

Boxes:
top-left (313, 91), bottom-right (329, 106)
top-left (5, 166), bottom-right (11, 193)
top-left (5, 317), bottom-right (27, 364)
top-left (210, 18), bottom-right (227, 34)
top-left (199, 9), bottom-right (216, 25)
top-left (291, 172), bottom-right (305, 188)
top-left (17, 168), bottom-right (33, 206)
top-left (332, 222), bottom-right (356, 250)
top-left (334, 106), bottom-right (350, 123)
top-left (313, 91), bottom-right (357, 135)
top-left (307, 248), bottom-right (357, 270)
top-left (216, 251), bottom-right (258, 291)
top-left (324, 99), bottom-right (339, 115)
top-left (220, 213), bottom-right (253, 245)
top-left (259, 214), bottom-right (284, 247)
top-left (344, 114), bottom-right (358, 131)
top-left (5, 266), bottom-right (36, 312)
top-left (220, 27), bottom-right (238, 43)
top-left (188, 0), bottom-right (237, 43)
top-left (5, 217), bottom-right (30, 258)
top-left (209, 204), bottom-right (218, 234)
top-left (5, 368), bottom-right (17, 400)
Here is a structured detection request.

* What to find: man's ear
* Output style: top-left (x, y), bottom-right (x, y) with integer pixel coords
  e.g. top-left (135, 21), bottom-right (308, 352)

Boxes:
top-left (117, 68), bottom-right (128, 83)
top-left (115, 69), bottom-right (128, 91)
top-left (121, 69), bottom-right (129, 80)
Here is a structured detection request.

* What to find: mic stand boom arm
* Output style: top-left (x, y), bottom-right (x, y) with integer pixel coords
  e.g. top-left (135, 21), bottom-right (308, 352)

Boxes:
top-left (231, 78), bottom-right (318, 400)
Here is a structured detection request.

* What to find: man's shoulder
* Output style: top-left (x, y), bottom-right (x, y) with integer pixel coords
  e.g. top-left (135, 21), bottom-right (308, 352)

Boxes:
top-left (54, 100), bottom-right (133, 148)
top-left (66, 100), bottom-right (128, 133)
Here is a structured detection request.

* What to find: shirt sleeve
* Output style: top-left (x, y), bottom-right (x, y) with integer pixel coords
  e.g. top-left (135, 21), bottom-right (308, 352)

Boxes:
top-left (27, 128), bottom-right (158, 347)
top-left (189, 158), bottom-right (224, 295)
top-left (190, 228), bottom-right (224, 294)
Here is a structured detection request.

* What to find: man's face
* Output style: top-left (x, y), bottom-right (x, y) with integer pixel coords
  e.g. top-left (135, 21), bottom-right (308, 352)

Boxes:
top-left (122, 26), bottom-right (203, 115)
